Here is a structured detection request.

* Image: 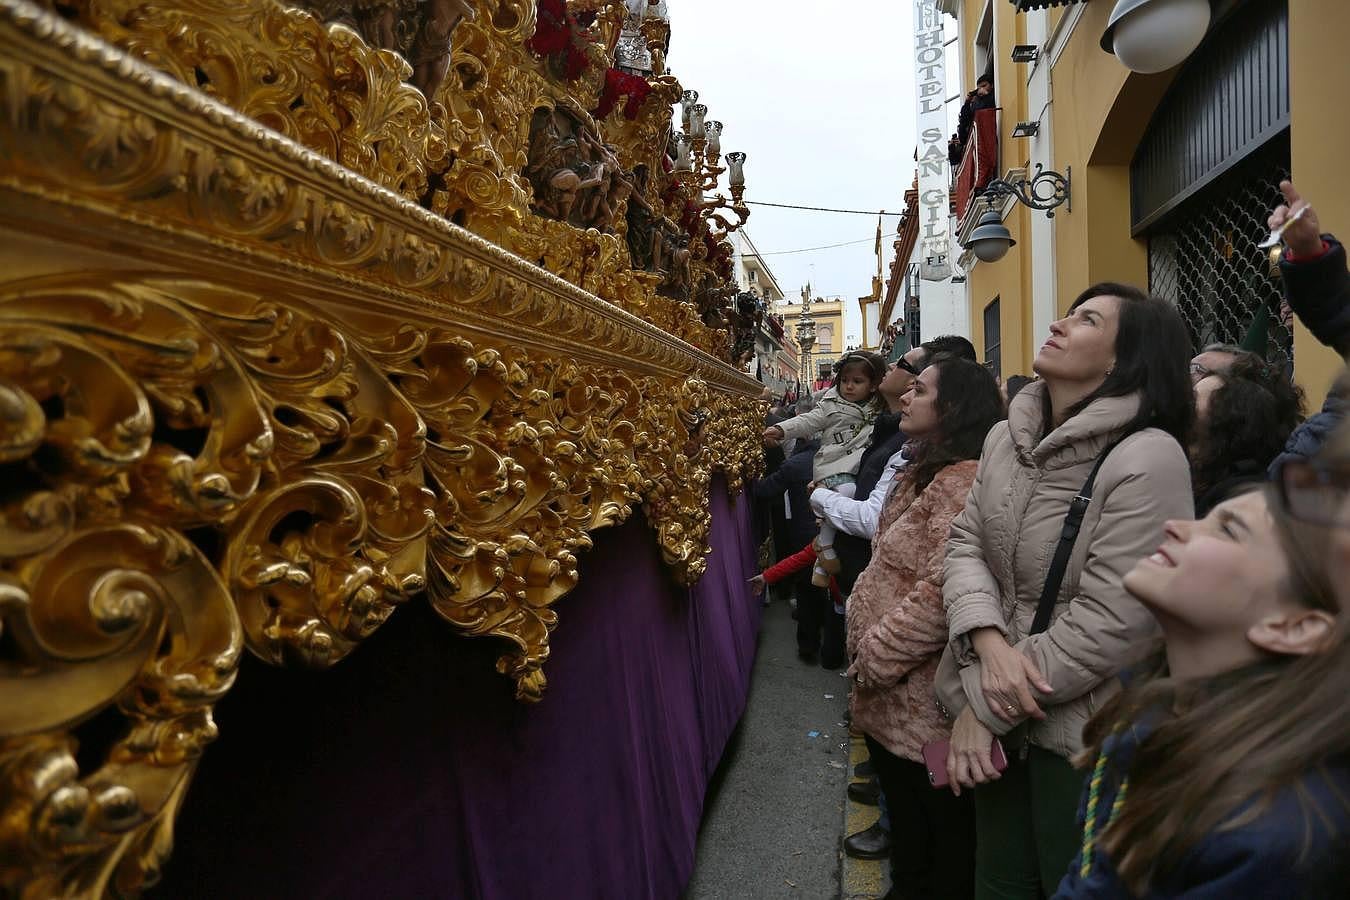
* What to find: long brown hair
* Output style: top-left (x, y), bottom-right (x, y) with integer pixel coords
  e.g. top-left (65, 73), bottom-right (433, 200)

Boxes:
top-left (900, 358), bottom-right (1003, 495)
top-left (1079, 475), bottom-right (1349, 894)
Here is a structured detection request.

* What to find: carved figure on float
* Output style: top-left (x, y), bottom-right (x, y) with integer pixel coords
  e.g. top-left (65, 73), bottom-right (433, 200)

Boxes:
top-left (409, 0), bottom-right (478, 96)
top-left (291, 0), bottom-right (477, 99)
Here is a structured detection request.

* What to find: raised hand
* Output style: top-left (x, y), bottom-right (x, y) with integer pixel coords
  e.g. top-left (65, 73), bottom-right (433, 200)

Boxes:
top-left (1270, 180), bottom-right (1323, 257)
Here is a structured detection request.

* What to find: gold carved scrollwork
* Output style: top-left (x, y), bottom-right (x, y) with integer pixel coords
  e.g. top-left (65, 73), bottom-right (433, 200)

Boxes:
top-left (53, 0), bottom-right (450, 204)
top-left (0, 2), bottom-right (769, 892)
top-left (0, 311), bottom-right (243, 896)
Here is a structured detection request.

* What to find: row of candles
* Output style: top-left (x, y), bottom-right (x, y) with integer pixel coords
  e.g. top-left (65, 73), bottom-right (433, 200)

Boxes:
top-left (671, 89), bottom-right (746, 190)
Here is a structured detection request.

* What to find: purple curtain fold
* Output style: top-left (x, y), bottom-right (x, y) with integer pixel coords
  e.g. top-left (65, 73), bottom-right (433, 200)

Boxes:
top-left (153, 479), bottom-right (759, 900)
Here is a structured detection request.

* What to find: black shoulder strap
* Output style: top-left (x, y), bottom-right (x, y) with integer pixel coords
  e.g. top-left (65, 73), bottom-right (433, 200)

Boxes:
top-left (1029, 438), bottom-right (1125, 636)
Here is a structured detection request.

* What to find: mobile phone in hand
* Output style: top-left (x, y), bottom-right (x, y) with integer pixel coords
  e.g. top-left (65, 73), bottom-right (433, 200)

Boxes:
top-left (922, 737), bottom-right (1008, 788)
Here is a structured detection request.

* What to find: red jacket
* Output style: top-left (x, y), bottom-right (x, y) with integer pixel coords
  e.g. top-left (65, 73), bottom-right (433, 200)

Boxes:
top-left (762, 544), bottom-right (843, 605)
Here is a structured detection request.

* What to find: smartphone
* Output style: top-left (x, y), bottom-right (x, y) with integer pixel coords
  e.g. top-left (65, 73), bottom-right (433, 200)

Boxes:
top-left (922, 737), bottom-right (1008, 788)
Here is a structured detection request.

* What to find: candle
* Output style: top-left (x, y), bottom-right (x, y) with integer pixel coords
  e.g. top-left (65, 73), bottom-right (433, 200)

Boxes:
top-left (726, 151), bottom-right (746, 188)
top-left (680, 90), bottom-right (699, 130)
top-left (689, 104), bottom-right (707, 139)
top-left (705, 120), bottom-right (723, 157)
top-left (673, 134), bottom-right (693, 173)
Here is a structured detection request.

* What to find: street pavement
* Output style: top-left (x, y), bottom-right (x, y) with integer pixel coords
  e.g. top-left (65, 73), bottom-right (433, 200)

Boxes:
top-left (684, 596), bottom-right (852, 899)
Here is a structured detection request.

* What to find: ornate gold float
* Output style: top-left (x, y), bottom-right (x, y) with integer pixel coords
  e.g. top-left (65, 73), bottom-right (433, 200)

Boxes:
top-left (0, 1), bottom-right (764, 894)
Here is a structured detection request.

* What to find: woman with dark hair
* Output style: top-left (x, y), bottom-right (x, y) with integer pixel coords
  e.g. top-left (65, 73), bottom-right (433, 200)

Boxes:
top-left (847, 358), bottom-right (1004, 900)
top-left (1003, 374), bottom-right (1035, 407)
top-left (1191, 356), bottom-right (1305, 516)
top-left (1053, 481), bottom-right (1348, 897)
top-left (936, 283), bottom-right (1196, 898)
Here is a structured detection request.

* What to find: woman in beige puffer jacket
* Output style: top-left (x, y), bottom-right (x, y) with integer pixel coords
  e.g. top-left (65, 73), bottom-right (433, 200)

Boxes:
top-left (934, 284), bottom-right (1195, 899)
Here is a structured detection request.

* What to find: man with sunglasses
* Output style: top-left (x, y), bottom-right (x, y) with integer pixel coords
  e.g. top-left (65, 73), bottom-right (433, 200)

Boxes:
top-left (1267, 181), bottom-right (1350, 479)
top-left (812, 336), bottom-right (977, 582)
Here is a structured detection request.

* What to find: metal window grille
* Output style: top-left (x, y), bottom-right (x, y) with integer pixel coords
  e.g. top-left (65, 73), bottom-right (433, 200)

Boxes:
top-left (1146, 143), bottom-right (1292, 369)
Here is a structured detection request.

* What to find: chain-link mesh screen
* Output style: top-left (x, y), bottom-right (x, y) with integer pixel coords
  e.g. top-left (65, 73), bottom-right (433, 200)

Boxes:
top-left (1147, 142), bottom-right (1292, 369)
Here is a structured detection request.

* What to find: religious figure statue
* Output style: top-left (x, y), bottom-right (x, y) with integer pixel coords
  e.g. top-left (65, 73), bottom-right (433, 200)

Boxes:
top-left (408, 0), bottom-right (477, 98)
top-left (290, 0), bottom-right (476, 100)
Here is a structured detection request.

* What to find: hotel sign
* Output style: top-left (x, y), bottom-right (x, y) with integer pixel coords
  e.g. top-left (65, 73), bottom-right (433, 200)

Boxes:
top-left (914, 0), bottom-right (951, 281)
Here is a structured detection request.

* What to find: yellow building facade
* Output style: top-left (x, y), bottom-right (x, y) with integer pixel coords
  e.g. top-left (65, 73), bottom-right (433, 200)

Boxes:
top-left (946, 0), bottom-right (1345, 404)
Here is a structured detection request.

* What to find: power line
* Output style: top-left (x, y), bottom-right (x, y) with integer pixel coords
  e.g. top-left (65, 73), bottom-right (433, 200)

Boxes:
top-left (745, 200), bottom-right (905, 216)
top-left (748, 235), bottom-right (884, 256)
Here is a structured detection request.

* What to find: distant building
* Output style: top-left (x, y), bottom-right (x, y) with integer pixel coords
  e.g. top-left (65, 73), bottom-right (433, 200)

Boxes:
top-left (776, 284), bottom-right (845, 388)
top-left (731, 230), bottom-right (796, 396)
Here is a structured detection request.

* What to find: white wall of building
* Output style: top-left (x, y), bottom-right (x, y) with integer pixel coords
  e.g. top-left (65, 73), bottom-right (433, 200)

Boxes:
top-left (1025, 8), bottom-right (1057, 350)
top-left (908, 233), bottom-right (969, 341)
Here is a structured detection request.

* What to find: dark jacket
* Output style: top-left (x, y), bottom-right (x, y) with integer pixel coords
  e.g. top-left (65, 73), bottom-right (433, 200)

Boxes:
top-left (758, 409), bottom-right (789, 549)
top-left (1054, 724), bottom-right (1350, 899)
top-left (1268, 235), bottom-right (1350, 476)
top-left (753, 438), bottom-right (819, 551)
top-left (1268, 389), bottom-right (1349, 478)
top-left (956, 91), bottom-right (995, 151)
top-left (1280, 235), bottom-right (1350, 357)
top-left (835, 411), bottom-right (907, 596)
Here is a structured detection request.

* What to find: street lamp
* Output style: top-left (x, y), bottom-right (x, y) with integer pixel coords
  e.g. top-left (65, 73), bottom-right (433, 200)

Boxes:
top-left (965, 207), bottom-right (1017, 264)
top-left (795, 294), bottom-right (817, 383)
top-left (959, 164), bottom-right (1070, 264)
top-left (1101, 0), bottom-right (1212, 74)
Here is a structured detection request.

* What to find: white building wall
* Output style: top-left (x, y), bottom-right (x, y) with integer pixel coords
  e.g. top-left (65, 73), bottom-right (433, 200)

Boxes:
top-left (1025, 9), bottom-right (1057, 350)
top-left (909, 235), bottom-right (969, 341)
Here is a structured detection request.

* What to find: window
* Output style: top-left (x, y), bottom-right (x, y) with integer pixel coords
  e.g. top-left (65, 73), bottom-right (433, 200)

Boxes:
top-left (983, 297), bottom-right (1001, 377)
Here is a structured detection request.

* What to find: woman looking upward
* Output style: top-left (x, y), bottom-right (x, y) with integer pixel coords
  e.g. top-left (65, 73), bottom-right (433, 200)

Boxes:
top-left (936, 284), bottom-right (1195, 898)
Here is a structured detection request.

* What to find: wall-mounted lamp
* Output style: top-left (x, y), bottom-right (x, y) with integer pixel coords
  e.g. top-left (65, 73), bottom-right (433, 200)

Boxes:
top-left (965, 208), bottom-right (1017, 264)
top-left (960, 165), bottom-right (1071, 264)
top-left (1011, 44), bottom-right (1041, 63)
top-left (1011, 121), bottom-right (1041, 138)
top-left (1101, 0), bottom-right (1212, 74)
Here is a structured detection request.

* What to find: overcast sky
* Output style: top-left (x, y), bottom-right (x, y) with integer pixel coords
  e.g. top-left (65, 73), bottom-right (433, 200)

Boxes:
top-left (666, 0), bottom-right (921, 344)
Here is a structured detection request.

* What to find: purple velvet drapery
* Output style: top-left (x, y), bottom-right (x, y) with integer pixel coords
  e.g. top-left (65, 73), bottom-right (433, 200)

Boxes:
top-left (153, 479), bottom-right (759, 899)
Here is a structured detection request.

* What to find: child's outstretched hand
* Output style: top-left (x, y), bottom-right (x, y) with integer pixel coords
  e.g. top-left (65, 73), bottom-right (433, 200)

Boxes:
top-left (762, 425), bottom-right (785, 446)
top-left (748, 574), bottom-right (766, 596)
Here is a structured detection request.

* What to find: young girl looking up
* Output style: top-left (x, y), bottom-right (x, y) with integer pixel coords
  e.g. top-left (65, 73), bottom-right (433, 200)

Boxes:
top-left (764, 351), bottom-right (887, 587)
top-left (1053, 484), bottom-right (1348, 898)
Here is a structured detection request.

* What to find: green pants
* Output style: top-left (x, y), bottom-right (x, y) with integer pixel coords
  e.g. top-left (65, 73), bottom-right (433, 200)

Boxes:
top-left (973, 745), bottom-right (1085, 900)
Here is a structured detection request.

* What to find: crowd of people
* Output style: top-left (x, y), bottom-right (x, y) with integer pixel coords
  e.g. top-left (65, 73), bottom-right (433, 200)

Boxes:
top-left (750, 181), bottom-right (1350, 899)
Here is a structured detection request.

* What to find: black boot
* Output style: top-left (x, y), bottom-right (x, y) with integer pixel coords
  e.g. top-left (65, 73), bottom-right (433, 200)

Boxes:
top-left (843, 821), bottom-right (890, 860)
top-left (846, 776), bottom-right (880, 806)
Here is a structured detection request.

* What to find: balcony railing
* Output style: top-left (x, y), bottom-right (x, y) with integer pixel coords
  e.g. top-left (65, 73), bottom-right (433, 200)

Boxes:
top-left (954, 107), bottom-right (999, 220)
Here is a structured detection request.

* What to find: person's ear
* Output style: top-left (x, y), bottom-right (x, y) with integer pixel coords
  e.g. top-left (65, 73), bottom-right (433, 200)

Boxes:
top-left (1247, 609), bottom-right (1337, 656)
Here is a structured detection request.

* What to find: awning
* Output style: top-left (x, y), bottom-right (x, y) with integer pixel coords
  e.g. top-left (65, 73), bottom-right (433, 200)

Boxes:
top-left (1010, 0), bottom-right (1087, 11)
